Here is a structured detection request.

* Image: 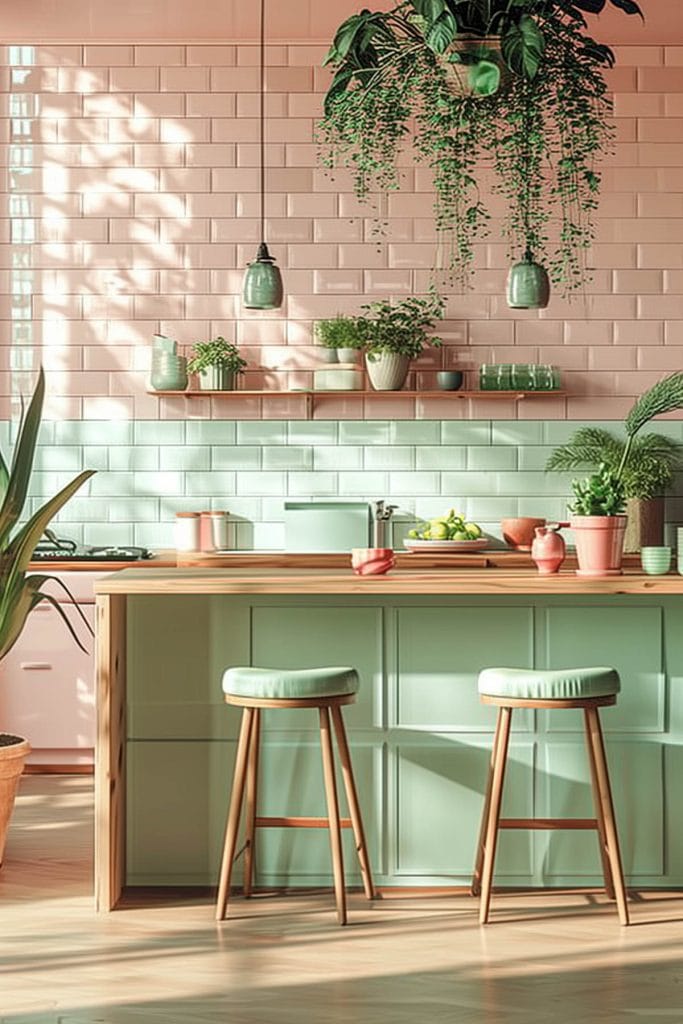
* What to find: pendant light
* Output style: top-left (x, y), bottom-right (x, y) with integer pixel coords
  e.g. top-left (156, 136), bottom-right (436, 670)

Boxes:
top-left (242, 0), bottom-right (284, 309)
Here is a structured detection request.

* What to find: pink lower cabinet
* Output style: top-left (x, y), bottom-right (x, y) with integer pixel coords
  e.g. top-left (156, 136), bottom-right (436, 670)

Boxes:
top-left (0, 571), bottom-right (104, 767)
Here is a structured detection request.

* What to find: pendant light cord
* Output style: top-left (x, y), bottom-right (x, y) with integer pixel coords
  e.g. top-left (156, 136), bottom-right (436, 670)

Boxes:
top-left (259, 0), bottom-right (265, 244)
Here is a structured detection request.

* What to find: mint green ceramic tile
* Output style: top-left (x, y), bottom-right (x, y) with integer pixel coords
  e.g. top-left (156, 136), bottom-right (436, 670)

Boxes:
top-left (109, 446), bottom-right (158, 471)
top-left (545, 605), bottom-right (664, 733)
top-left (492, 422), bottom-right (544, 445)
top-left (391, 421), bottom-right (441, 445)
top-left (415, 445), bottom-right (466, 470)
top-left (288, 421), bottom-right (338, 445)
top-left (235, 471), bottom-right (286, 496)
top-left (543, 741), bottom-right (662, 878)
top-left (313, 445), bottom-right (363, 470)
top-left (108, 498), bottom-right (159, 522)
top-left (237, 421), bottom-right (287, 445)
top-left (134, 421), bottom-right (185, 445)
top-left (395, 740), bottom-right (533, 876)
top-left (389, 471), bottom-right (440, 494)
top-left (251, 522), bottom-right (285, 549)
top-left (56, 420), bottom-right (133, 445)
top-left (132, 471), bottom-right (184, 496)
top-left (497, 471), bottom-right (574, 496)
top-left (442, 421), bottom-right (491, 445)
top-left (466, 496), bottom-right (519, 520)
top-left (286, 471), bottom-right (338, 496)
top-left (517, 498), bottom-right (567, 519)
top-left (543, 421), bottom-right (623, 444)
top-left (185, 470), bottom-right (236, 495)
top-left (134, 522), bottom-right (175, 548)
top-left (441, 471), bottom-right (496, 496)
top-left (263, 445), bottom-right (312, 470)
top-left (12, 420), bottom-right (54, 445)
top-left (339, 421), bottom-right (391, 445)
top-left (186, 420), bottom-right (237, 445)
top-left (34, 445), bottom-right (82, 471)
top-left (337, 471), bottom-right (389, 496)
top-left (159, 445), bottom-right (210, 471)
top-left (365, 446), bottom-right (414, 470)
top-left (28, 471), bottom-right (87, 498)
top-left (82, 445), bottom-right (110, 471)
top-left (467, 446), bottom-right (518, 471)
top-left (83, 522), bottom-right (134, 546)
top-left (53, 496), bottom-right (111, 522)
top-left (518, 445), bottom-right (558, 471)
top-left (211, 445), bottom-right (261, 470)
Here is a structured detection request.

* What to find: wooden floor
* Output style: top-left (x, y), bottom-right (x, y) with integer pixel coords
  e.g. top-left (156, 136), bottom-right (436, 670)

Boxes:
top-left (2, 778), bottom-right (683, 1024)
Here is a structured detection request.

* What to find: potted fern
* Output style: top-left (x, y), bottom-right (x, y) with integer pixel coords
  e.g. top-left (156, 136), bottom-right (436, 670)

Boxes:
top-left (0, 369), bottom-right (94, 863)
top-left (357, 293), bottom-right (444, 390)
top-left (556, 373), bottom-right (683, 576)
top-left (187, 337), bottom-right (247, 391)
top-left (546, 428), bottom-right (683, 552)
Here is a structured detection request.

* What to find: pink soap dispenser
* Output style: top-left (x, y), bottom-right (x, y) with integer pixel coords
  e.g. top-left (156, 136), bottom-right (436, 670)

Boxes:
top-left (531, 522), bottom-right (568, 575)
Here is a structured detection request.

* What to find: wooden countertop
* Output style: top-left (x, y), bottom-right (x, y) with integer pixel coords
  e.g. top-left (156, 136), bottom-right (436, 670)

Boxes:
top-left (94, 565), bottom-right (683, 596)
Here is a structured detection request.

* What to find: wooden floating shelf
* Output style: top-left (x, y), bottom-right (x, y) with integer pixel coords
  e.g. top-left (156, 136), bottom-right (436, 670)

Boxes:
top-left (146, 389), bottom-right (565, 399)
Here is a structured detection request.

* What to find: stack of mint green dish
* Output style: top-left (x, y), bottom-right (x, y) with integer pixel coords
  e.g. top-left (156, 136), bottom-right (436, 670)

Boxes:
top-left (640, 546), bottom-right (672, 575)
top-left (479, 363), bottom-right (560, 391)
top-left (150, 334), bottom-right (187, 391)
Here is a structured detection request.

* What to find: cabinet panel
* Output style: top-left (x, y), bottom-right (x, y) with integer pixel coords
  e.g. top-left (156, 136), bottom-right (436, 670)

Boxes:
top-left (396, 606), bottom-right (534, 730)
top-left (545, 606), bottom-right (664, 732)
top-left (542, 740), bottom-right (663, 878)
top-left (251, 605), bottom-right (382, 730)
top-left (395, 740), bottom-right (534, 877)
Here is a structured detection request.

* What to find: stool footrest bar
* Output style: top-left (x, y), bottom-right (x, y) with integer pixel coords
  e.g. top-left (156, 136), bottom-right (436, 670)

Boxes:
top-left (254, 816), bottom-right (353, 829)
top-left (499, 817), bottom-right (598, 830)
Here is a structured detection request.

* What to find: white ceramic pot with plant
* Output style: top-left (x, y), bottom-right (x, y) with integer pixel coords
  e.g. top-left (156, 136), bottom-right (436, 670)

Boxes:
top-left (187, 337), bottom-right (247, 391)
top-left (359, 294), bottom-right (444, 392)
top-left (0, 369), bottom-right (94, 862)
top-left (314, 315), bottom-right (365, 364)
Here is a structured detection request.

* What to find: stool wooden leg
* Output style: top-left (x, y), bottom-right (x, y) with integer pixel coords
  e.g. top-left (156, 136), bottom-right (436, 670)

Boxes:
top-left (243, 708), bottom-right (261, 898)
top-left (583, 708), bottom-right (615, 901)
top-left (319, 706), bottom-right (347, 925)
top-left (330, 705), bottom-right (375, 901)
top-left (216, 707), bottom-right (254, 921)
top-left (472, 708), bottom-right (506, 897)
top-left (479, 706), bottom-right (512, 925)
top-left (585, 707), bottom-right (629, 926)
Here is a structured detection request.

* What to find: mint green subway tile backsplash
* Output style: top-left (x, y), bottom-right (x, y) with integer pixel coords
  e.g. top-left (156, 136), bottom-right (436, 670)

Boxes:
top-left (28, 418), bottom-right (681, 551)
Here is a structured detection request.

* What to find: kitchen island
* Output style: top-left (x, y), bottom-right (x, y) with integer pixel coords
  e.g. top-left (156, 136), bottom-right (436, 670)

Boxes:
top-left (94, 566), bottom-right (683, 910)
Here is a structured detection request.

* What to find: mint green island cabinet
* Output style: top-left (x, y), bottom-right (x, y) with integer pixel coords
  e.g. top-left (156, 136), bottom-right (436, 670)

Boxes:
top-left (94, 567), bottom-right (683, 910)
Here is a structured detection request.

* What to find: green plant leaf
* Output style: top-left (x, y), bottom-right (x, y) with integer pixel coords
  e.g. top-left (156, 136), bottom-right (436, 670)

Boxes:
top-left (0, 367), bottom-right (44, 548)
top-left (426, 10), bottom-right (457, 54)
top-left (608, 0), bottom-right (643, 17)
top-left (467, 59), bottom-right (501, 96)
top-left (323, 14), bottom-right (366, 65)
top-left (501, 14), bottom-right (545, 79)
top-left (410, 0), bottom-right (447, 23)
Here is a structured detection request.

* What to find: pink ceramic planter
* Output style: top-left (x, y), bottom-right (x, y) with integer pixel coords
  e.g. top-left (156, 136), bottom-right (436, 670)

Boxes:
top-left (571, 515), bottom-right (628, 577)
top-left (351, 548), bottom-right (395, 576)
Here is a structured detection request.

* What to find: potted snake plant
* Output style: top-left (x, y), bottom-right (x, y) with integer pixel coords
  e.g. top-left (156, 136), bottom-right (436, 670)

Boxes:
top-left (566, 373), bottom-right (683, 576)
top-left (0, 369), bottom-right (94, 864)
top-left (318, 0), bottom-right (644, 301)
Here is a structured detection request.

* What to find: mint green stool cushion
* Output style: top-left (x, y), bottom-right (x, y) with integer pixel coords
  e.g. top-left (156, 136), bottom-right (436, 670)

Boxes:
top-left (478, 666), bottom-right (620, 701)
top-left (223, 666), bottom-right (359, 701)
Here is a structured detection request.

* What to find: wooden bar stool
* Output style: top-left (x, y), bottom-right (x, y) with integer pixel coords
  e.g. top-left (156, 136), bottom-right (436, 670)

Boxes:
top-left (215, 665), bottom-right (375, 925)
top-left (471, 666), bottom-right (629, 926)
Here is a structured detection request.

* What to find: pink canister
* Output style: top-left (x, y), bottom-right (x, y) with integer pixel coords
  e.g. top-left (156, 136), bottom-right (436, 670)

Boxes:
top-left (531, 523), bottom-right (567, 575)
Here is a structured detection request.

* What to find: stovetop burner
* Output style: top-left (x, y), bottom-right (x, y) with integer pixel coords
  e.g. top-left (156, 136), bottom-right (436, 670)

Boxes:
top-left (33, 530), bottom-right (153, 562)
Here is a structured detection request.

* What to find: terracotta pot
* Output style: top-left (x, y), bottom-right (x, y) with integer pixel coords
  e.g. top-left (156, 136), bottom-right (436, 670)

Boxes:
top-left (531, 524), bottom-right (567, 575)
top-left (0, 735), bottom-right (31, 865)
top-left (501, 517), bottom-right (546, 552)
top-left (365, 352), bottom-right (410, 391)
top-left (571, 515), bottom-right (628, 577)
top-left (351, 548), bottom-right (395, 576)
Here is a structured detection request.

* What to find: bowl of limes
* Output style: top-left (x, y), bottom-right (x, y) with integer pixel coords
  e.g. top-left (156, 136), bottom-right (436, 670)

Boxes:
top-left (404, 509), bottom-right (488, 552)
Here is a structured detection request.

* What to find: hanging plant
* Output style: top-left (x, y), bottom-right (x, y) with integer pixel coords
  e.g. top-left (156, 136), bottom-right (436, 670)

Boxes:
top-left (317, 0), bottom-right (644, 294)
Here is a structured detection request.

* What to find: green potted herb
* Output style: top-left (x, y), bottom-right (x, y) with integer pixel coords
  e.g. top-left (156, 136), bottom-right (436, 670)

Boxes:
top-left (554, 373), bottom-right (683, 575)
top-left (547, 427), bottom-right (683, 552)
top-left (0, 369), bottom-right (94, 861)
top-left (314, 315), bottom-right (366, 363)
top-left (357, 293), bottom-right (444, 391)
top-left (187, 337), bottom-right (247, 391)
top-left (318, 0), bottom-right (644, 299)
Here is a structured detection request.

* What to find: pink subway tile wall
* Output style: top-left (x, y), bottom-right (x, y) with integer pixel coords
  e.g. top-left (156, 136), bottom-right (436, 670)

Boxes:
top-left (1, 41), bottom-right (682, 419)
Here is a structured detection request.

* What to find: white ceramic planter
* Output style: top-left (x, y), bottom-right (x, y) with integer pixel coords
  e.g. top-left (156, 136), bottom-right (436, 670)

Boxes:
top-left (365, 352), bottom-right (410, 391)
top-left (198, 366), bottom-right (235, 391)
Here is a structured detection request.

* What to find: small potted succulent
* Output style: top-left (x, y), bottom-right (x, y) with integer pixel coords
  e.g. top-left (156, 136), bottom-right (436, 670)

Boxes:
top-left (187, 337), bottom-right (247, 391)
top-left (564, 373), bottom-right (683, 576)
top-left (357, 293), bottom-right (444, 391)
top-left (314, 315), bottom-right (366, 363)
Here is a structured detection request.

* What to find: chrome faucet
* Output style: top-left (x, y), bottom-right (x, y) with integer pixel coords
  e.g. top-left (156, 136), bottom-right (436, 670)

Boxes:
top-left (372, 500), bottom-right (398, 548)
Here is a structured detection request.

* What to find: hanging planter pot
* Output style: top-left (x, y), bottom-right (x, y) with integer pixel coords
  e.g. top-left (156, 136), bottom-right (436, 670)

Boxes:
top-left (437, 37), bottom-right (509, 98)
top-left (507, 257), bottom-right (551, 309)
top-left (365, 352), bottom-right (410, 391)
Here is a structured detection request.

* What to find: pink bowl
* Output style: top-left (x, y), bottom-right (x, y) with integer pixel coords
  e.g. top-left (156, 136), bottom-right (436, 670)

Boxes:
top-left (351, 548), bottom-right (395, 576)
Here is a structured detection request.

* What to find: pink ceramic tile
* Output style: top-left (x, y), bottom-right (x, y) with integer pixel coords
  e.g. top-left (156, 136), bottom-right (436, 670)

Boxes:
top-left (564, 321), bottom-right (614, 346)
top-left (614, 320), bottom-right (663, 345)
top-left (211, 68), bottom-right (260, 93)
top-left (313, 269), bottom-right (363, 294)
top-left (110, 68), bottom-right (158, 92)
top-left (135, 46), bottom-right (185, 66)
top-left (134, 93), bottom-right (185, 118)
top-left (188, 93), bottom-right (237, 117)
top-left (236, 142), bottom-right (285, 166)
top-left (161, 119), bottom-right (210, 143)
top-left (639, 295), bottom-right (683, 318)
top-left (613, 269), bottom-right (664, 293)
top-left (83, 396), bottom-right (134, 420)
top-left (161, 67), bottom-right (209, 92)
top-left (84, 46), bottom-right (134, 66)
top-left (637, 346), bottom-right (683, 369)
top-left (238, 45), bottom-right (288, 68)
top-left (186, 46), bottom-right (236, 67)
top-left (57, 68), bottom-right (109, 93)
top-left (639, 67), bottom-right (683, 91)
top-left (589, 347), bottom-right (637, 371)
top-left (638, 244), bottom-right (683, 268)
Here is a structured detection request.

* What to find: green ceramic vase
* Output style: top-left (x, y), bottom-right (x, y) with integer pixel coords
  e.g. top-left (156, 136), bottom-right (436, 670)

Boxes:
top-left (507, 259), bottom-right (550, 309)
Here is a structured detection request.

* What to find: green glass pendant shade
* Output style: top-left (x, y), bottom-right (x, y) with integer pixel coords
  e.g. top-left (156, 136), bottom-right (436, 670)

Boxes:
top-left (507, 257), bottom-right (551, 309)
top-left (242, 242), bottom-right (284, 310)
